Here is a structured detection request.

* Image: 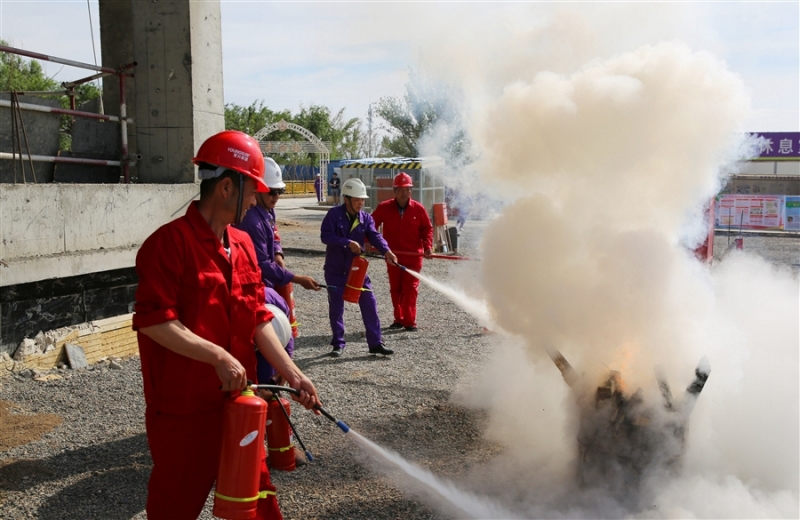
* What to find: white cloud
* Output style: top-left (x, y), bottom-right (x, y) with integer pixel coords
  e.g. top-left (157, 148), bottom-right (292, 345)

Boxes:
top-left (0, 1), bottom-right (797, 129)
top-left (0, 1), bottom-right (102, 83)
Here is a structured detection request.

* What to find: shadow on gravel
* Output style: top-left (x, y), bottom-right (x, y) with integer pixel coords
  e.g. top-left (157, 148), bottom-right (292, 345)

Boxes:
top-left (355, 386), bottom-right (499, 475)
top-left (39, 466), bottom-right (149, 519)
top-left (294, 334), bottom-right (334, 347)
top-left (0, 434), bottom-right (150, 519)
top-left (297, 353), bottom-right (394, 370)
top-left (295, 332), bottom-right (371, 348)
top-left (316, 495), bottom-right (434, 520)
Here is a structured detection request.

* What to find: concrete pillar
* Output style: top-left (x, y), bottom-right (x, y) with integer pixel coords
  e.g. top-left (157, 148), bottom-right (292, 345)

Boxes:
top-left (99, 0), bottom-right (225, 183)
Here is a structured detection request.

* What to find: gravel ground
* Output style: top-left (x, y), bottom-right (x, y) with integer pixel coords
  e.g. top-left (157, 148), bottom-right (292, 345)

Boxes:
top-left (1, 198), bottom-right (797, 519)
top-left (0, 206), bottom-right (496, 520)
top-left (713, 232), bottom-right (800, 272)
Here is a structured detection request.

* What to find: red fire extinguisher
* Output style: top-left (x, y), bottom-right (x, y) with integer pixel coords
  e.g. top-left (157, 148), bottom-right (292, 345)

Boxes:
top-left (274, 283), bottom-right (299, 338)
top-left (266, 397), bottom-right (295, 472)
top-left (343, 255), bottom-right (369, 304)
top-left (213, 388), bottom-right (267, 520)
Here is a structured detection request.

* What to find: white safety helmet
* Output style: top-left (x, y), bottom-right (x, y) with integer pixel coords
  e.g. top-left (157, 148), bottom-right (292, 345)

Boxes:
top-left (265, 304), bottom-right (292, 348)
top-left (262, 157), bottom-right (285, 189)
top-left (342, 178), bottom-right (368, 199)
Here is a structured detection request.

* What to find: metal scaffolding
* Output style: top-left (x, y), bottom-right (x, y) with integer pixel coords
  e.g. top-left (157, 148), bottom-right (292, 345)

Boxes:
top-left (0, 44), bottom-right (137, 183)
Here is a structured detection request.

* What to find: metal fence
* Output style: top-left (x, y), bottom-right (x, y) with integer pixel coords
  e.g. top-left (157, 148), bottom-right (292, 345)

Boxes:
top-left (0, 44), bottom-right (136, 183)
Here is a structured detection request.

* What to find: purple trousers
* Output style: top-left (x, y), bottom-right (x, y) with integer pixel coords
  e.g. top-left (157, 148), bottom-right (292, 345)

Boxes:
top-left (257, 287), bottom-right (295, 384)
top-left (325, 273), bottom-right (382, 350)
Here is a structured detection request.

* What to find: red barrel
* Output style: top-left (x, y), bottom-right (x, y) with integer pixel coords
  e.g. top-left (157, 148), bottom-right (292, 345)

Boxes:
top-left (265, 397), bottom-right (295, 472)
top-left (275, 283), bottom-right (299, 338)
top-left (213, 389), bottom-right (267, 519)
top-left (433, 202), bottom-right (448, 226)
top-left (343, 255), bottom-right (369, 304)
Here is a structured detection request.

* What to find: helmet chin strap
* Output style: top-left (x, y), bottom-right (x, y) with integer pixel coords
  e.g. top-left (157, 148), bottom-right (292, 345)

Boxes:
top-left (234, 173), bottom-right (244, 225)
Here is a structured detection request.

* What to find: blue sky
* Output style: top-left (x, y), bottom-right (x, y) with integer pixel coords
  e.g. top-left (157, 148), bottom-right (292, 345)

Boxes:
top-left (1, 1), bottom-right (797, 131)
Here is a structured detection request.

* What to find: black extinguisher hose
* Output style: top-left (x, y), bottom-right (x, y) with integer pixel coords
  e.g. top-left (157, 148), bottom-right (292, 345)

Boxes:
top-left (363, 252), bottom-right (408, 271)
top-left (250, 384), bottom-right (351, 434)
top-left (272, 394), bottom-right (314, 463)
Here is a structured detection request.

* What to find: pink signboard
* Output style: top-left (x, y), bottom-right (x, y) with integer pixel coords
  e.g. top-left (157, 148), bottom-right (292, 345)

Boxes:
top-left (715, 195), bottom-right (785, 230)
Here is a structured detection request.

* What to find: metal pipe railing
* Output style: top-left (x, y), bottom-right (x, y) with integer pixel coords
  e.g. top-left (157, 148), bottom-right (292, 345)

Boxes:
top-left (63, 71), bottom-right (114, 89)
top-left (6, 90), bottom-right (70, 97)
top-left (0, 99), bottom-right (130, 123)
top-left (119, 63), bottom-right (131, 183)
top-left (0, 45), bottom-right (136, 183)
top-left (0, 45), bottom-right (134, 77)
top-left (0, 152), bottom-right (122, 167)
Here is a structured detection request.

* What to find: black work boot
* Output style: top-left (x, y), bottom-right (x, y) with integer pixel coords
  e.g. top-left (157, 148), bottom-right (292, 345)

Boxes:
top-left (368, 344), bottom-right (394, 356)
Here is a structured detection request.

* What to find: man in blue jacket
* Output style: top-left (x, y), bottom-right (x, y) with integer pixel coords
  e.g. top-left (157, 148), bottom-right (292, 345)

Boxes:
top-left (321, 178), bottom-right (398, 357)
top-left (237, 157), bottom-right (321, 382)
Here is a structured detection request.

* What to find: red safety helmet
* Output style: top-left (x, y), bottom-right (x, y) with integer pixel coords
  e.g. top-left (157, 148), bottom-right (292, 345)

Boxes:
top-left (393, 172), bottom-right (413, 188)
top-left (193, 130), bottom-right (269, 193)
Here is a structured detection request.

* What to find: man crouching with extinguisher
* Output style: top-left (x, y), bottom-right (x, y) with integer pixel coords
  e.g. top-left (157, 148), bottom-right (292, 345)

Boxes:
top-left (133, 130), bottom-right (321, 520)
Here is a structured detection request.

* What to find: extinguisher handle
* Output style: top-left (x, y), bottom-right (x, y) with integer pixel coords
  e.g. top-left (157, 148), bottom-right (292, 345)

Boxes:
top-left (250, 384), bottom-right (300, 396)
top-left (250, 384), bottom-right (351, 434)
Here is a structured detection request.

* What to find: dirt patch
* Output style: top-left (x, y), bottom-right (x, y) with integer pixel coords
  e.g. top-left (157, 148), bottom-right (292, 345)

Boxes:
top-left (276, 218), bottom-right (308, 227)
top-left (0, 400), bottom-right (62, 452)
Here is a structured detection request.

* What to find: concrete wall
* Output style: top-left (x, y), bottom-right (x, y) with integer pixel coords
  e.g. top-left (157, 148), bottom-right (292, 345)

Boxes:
top-left (0, 0), bottom-right (225, 355)
top-left (99, 0), bottom-right (224, 183)
top-left (0, 184), bottom-right (199, 287)
top-left (740, 160), bottom-right (800, 176)
top-left (0, 94), bottom-right (61, 184)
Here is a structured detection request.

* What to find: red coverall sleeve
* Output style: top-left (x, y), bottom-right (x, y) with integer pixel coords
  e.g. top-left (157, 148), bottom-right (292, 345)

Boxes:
top-left (132, 229), bottom-right (183, 330)
top-left (420, 205), bottom-right (433, 251)
top-left (255, 274), bottom-right (271, 326)
top-left (371, 203), bottom-right (384, 229)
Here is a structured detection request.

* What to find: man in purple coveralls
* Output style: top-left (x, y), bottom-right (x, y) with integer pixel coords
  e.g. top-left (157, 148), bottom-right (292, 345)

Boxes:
top-left (314, 173), bottom-right (323, 202)
top-left (237, 157), bottom-right (321, 383)
top-left (321, 178), bottom-right (398, 357)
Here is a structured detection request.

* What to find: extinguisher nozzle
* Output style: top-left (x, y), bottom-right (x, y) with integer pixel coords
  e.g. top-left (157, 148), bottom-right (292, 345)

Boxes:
top-left (336, 420), bottom-right (350, 433)
top-left (305, 451), bottom-right (314, 462)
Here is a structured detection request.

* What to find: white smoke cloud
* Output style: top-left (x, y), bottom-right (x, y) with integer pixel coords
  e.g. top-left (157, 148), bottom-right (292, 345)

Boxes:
top-left (411, 15), bottom-right (798, 520)
top-left (305, 4), bottom-right (798, 518)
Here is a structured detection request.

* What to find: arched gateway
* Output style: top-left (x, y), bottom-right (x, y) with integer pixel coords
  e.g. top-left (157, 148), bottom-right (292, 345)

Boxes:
top-left (252, 119), bottom-right (330, 179)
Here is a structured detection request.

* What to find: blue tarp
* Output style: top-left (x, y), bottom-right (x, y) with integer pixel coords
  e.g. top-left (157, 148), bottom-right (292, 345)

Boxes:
top-left (280, 164), bottom-right (319, 180)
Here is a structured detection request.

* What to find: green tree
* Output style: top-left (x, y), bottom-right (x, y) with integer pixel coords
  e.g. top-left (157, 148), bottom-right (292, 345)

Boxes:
top-left (224, 101), bottom-right (363, 164)
top-left (1, 50), bottom-right (58, 91)
top-left (375, 69), bottom-right (469, 161)
top-left (1, 41), bottom-right (101, 108)
top-left (224, 100), bottom-right (291, 137)
top-left (2, 41), bottom-right (102, 150)
top-left (293, 104), bottom-right (361, 160)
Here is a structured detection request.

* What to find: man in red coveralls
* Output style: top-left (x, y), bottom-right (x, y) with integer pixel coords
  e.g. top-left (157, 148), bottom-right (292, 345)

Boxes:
top-left (133, 130), bottom-right (320, 520)
top-left (371, 172), bottom-right (433, 331)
